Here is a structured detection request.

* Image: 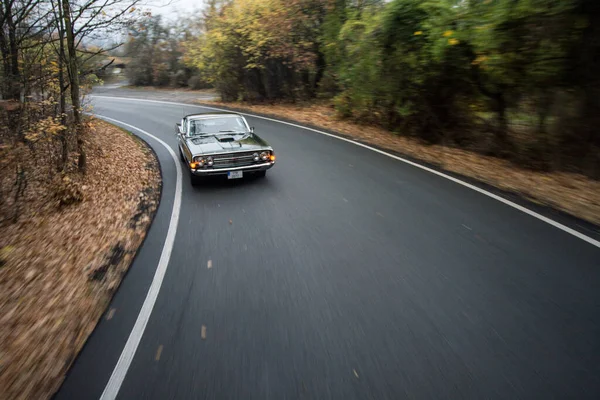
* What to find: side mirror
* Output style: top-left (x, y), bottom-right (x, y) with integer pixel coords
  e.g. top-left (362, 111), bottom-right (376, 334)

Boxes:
top-left (250, 126), bottom-right (255, 133)
top-left (176, 123), bottom-right (183, 135)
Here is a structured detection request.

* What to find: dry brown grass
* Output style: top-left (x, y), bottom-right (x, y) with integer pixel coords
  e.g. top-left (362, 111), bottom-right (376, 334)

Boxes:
top-left (0, 120), bottom-right (161, 400)
top-left (205, 100), bottom-right (600, 226)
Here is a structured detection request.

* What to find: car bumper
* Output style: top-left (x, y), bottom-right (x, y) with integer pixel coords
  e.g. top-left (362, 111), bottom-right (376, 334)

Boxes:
top-left (190, 161), bottom-right (275, 176)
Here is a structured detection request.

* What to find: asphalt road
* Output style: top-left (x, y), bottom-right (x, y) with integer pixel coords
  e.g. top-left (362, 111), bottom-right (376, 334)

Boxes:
top-left (57, 95), bottom-right (600, 400)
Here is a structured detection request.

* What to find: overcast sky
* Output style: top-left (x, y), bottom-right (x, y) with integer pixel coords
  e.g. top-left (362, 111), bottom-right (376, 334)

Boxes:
top-left (147, 0), bottom-right (205, 19)
top-left (86, 0), bottom-right (204, 48)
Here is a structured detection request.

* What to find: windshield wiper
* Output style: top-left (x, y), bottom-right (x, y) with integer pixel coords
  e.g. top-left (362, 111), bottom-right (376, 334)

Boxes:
top-left (218, 130), bottom-right (246, 134)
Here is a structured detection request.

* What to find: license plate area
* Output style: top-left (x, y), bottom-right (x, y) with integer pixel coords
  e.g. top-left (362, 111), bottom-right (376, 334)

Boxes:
top-left (227, 171), bottom-right (243, 179)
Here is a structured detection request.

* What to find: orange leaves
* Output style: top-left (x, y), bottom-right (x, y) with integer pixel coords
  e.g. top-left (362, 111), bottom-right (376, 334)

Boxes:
top-left (205, 0), bottom-right (319, 71)
top-left (471, 54), bottom-right (488, 66)
top-left (25, 117), bottom-right (66, 143)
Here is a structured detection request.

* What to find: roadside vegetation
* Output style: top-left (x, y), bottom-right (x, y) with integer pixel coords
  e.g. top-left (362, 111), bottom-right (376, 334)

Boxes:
top-left (126, 0), bottom-right (600, 182)
top-left (1, 1), bottom-right (161, 398)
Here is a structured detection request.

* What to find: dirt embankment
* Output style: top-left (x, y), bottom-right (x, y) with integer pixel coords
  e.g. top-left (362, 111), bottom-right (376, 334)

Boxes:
top-left (0, 120), bottom-right (161, 400)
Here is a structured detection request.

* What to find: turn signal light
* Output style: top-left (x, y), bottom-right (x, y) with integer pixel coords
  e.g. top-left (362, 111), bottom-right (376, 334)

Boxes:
top-left (190, 162), bottom-right (199, 169)
top-left (270, 155), bottom-right (276, 161)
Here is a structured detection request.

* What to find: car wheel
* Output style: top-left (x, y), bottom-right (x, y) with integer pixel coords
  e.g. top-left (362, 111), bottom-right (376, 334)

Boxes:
top-left (190, 174), bottom-right (202, 186)
top-left (255, 170), bottom-right (266, 178)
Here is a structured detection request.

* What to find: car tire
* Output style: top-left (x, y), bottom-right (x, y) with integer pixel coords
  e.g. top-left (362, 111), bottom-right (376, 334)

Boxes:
top-left (190, 174), bottom-right (202, 186)
top-left (255, 170), bottom-right (266, 178)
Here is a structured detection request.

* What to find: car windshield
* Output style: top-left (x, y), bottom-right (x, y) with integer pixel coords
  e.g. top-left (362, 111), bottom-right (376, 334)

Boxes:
top-left (189, 116), bottom-right (248, 136)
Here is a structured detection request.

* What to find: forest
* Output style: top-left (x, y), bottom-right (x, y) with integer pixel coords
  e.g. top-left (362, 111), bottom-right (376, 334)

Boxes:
top-left (124, 0), bottom-right (600, 177)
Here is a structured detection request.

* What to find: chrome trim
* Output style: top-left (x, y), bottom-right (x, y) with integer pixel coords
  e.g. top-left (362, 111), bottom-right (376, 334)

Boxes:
top-left (191, 161), bottom-right (274, 174)
top-left (212, 156), bottom-right (255, 162)
top-left (199, 149), bottom-right (272, 158)
top-left (193, 150), bottom-right (272, 169)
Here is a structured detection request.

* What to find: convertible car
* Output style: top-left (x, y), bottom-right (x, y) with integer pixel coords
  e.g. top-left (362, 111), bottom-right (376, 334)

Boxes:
top-left (176, 112), bottom-right (276, 185)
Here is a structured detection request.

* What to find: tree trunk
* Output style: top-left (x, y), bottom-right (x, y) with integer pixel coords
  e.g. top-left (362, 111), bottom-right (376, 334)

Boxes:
top-left (492, 90), bottom-right (511, 155)
top-left (1, 0), bottom-right (22, 142)
top-left (57, 1), bottom-right (68, 170)
top-left (313, 47), bottom-right (326, 96)
top-left (4, 0), bottom-right (21, 101)
top-left (2, 0), bottom-right (21, 100)
top-left (536, 89), bottom-right (553, 134)
top-left (61, 0), bottom-right (86, 172)
top-left (0, 16), bottom-right (11, 99)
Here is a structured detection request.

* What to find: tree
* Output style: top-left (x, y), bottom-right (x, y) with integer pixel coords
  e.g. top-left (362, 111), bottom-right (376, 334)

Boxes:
top-left (58, 0), bottom-right (139, 171)
top-left (184, 0), bottom-right (329, 101)
top-left (1, 0), bottom-right (53, 101)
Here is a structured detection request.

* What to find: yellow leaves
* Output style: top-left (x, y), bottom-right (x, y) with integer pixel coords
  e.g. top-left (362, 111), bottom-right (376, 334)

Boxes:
top-left (440, 31), bottom-right (459, 45)
top-left (414, 31), bottom-right (423, 36)
top-left (129, 7), bottom-right (136, 13)
top-left (0, 245), bottom-right (15, 264)
top-left (184, 0), bottom-right (319, 75)
top-left (25, 117), bottom-right (66, 143)
top-left (472, 55), bottom-right (488, 65)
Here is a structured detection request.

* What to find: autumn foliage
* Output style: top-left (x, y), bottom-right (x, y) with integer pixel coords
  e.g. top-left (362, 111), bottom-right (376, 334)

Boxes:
top-left (124, 0), bottom-right (600, 178)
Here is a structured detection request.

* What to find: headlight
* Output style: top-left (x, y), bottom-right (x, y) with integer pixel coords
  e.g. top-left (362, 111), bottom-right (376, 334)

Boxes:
top-left (253, 153), bottom-right (259, 162)
top-left (260, 151), bottom-right (269, 161)
top-left (206, 156), bottom-right (214, 166)
top-left (193, 156), bottom-right (205, 167)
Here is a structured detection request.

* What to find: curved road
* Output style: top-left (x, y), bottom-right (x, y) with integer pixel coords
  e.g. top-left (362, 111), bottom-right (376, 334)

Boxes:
top-left (57, 95), bottom-right (600, 399)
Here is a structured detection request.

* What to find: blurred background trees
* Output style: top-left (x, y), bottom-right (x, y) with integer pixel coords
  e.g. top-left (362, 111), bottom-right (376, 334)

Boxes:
top-left (146, 0), bottom-right (596, 177)
top-left (3, 0), bottom-right (599, 185)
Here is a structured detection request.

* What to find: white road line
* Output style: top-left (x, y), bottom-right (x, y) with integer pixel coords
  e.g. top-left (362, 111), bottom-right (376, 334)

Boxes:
top-left (90, 95), bottom-right (600, 250)
top-left (95, 115), bottom-right (183, 400)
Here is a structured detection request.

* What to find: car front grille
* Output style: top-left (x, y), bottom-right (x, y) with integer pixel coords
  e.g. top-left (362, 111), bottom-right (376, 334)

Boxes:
top-left (211, 151), bottom-right (258, 168)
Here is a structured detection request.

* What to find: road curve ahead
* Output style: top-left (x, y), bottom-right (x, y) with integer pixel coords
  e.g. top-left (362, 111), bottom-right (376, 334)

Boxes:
top-left (57, 96), bottom-right (600, 400)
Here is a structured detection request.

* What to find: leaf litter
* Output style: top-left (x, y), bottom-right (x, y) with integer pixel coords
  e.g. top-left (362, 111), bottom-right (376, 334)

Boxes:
top-left (0, 120), bottom-right (161, 400)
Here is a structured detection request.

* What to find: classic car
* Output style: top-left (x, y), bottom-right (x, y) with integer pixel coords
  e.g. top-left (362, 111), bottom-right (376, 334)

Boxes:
top-left (176, 112), bottom-right (276, 185)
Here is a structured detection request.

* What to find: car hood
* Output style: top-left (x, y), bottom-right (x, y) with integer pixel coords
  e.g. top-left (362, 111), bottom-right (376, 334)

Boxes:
top-left (185, 132), bottom-right (271, 155)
